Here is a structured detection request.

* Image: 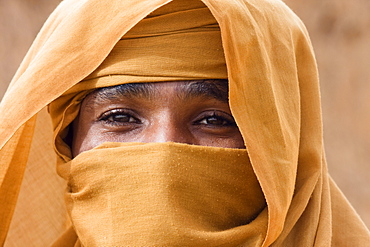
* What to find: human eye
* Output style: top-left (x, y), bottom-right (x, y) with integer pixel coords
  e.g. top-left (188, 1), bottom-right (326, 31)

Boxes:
top-left (194, 111), bottom-right (237, 127)
top-left (98, 109), bottom-right (140, 126)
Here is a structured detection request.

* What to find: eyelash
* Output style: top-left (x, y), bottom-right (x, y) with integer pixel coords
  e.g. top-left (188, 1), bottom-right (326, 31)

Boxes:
top-left (194, 112), bottom-right (236, 127)
top-left (98, 109), bottom-right (236, 128)
top-left (98, 109), bottom-right (140, 126)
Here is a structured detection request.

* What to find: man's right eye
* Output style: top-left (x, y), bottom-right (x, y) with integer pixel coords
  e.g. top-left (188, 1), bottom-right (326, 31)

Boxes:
top-left (99, 109), bottom-right (140, 125)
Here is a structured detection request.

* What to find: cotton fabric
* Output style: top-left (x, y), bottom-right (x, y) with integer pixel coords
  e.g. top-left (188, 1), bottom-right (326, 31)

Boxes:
top-left (0, 0), bottom-right (369, 246)
top-left (62, 142), bottom-right (267, 246)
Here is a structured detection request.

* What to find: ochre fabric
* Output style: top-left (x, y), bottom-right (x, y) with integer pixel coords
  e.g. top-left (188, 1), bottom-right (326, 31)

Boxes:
top-left (0, 0), bottom-right (369, 246)
top-left (61, 142), bottom-right (267, 246)
top-left (48, 0), bottom-right (227, 162)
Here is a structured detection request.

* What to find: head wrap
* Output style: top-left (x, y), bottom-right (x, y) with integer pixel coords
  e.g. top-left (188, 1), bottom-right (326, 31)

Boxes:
top-left (49, 0), bottom-right (228, 161)
top-left (0, 0), bottom-right (369, 246)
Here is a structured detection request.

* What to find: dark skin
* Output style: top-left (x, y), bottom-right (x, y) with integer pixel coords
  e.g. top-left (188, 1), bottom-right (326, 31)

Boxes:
top-left (71, 80), bottom-right (245, 157)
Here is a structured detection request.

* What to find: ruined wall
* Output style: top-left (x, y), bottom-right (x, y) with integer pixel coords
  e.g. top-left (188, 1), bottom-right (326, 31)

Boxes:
top-left (1, 0), bottom-right (369, 228)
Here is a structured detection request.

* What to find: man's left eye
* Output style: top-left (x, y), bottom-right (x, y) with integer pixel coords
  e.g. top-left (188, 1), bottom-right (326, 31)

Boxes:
top-left (196, 114), bottom-right (236, 127)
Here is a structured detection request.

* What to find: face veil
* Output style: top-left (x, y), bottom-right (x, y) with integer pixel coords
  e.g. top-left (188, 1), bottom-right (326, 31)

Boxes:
top-left (0, 0), bottom-right (369, 246)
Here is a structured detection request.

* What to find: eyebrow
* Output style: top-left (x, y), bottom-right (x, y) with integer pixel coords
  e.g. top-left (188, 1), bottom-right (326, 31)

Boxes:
top-left (87, 79), bottom-right (229, 105)
top-left (93, 83), bottom-right (155, 101)
top-left (179, 80), bottom-right (229, 102)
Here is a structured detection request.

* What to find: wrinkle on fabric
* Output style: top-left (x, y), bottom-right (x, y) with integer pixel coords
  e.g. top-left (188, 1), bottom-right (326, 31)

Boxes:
top-left (61, 142), bottom-right (267, 246)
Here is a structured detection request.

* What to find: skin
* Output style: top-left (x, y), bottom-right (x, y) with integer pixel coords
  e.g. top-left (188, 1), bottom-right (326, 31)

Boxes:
top-left (71, 80), bottom-right (245, 157)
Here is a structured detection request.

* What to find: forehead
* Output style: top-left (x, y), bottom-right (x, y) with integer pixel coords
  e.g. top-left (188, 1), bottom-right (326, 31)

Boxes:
top-left (85, 80), bottom-right (229, 104)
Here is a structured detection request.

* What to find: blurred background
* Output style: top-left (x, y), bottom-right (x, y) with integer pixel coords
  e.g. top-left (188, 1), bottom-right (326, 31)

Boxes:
top-left (0, 0), bottom-right (369, 228)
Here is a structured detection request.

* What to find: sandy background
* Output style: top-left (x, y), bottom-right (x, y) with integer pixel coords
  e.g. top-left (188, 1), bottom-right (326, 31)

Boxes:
top-left (1, 0), bottom-right (369, 228)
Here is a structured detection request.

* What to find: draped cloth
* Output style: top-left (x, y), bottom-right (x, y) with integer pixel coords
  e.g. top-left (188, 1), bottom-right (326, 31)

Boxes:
top-left (58, 142), bottom-right (268, 246)
top-left (0, 0), bottom-right (369, 246)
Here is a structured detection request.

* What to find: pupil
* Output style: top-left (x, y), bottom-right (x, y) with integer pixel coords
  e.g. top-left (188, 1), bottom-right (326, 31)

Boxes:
top-left (208, 117), bottom-right (223, 125)
top-left (113, 114), bottom-right (128, 122)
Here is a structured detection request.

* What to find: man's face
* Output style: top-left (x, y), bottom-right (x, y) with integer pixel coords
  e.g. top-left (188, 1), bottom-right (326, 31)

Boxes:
top-left (71, 80), bottom-right (245, 156)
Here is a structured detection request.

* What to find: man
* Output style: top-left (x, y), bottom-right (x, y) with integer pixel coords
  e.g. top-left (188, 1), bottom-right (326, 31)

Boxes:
top-left (0, 0), bottom-right (369, 246)
top-left (71, 80), bottom-right (245, 155)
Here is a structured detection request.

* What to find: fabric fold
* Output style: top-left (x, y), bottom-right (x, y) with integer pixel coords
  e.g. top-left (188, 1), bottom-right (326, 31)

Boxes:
top-left (62, 142), bottom-right (267, 246)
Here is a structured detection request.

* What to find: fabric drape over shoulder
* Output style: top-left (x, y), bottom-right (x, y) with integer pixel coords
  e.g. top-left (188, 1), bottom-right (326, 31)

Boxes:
top-left (0, 0), bottom-right (369, 246)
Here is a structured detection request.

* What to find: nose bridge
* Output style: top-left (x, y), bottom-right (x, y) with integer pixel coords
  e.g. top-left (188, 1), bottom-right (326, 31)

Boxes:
top-left (145, 110), bottom-right (191, 144)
